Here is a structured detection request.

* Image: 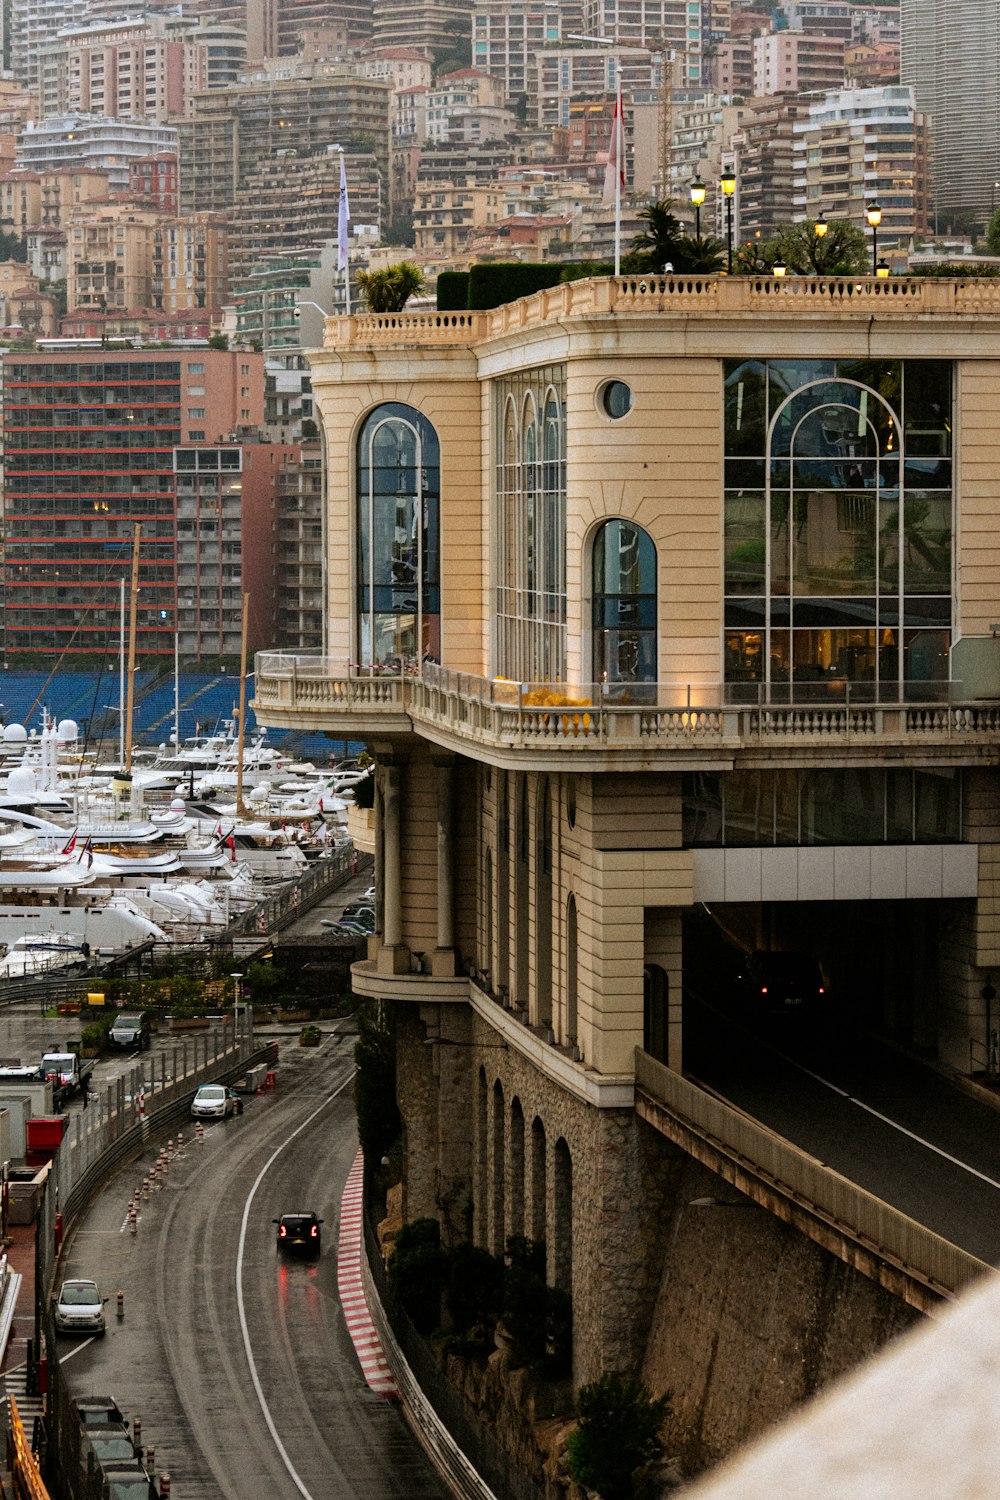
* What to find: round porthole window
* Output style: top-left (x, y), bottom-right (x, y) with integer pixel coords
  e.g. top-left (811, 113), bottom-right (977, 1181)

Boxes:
top-left (600, 380), bottom-right (633, 419)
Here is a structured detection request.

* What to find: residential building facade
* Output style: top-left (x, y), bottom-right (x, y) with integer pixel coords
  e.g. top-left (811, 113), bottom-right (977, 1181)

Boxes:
top-left (1, 348), bottom-right (265, 658)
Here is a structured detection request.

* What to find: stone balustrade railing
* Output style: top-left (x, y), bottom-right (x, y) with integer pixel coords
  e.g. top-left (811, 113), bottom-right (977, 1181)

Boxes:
top-left (253, 654), bottom-right (1000, 752)
top-left (322, 274), bottom-right (1000, 352)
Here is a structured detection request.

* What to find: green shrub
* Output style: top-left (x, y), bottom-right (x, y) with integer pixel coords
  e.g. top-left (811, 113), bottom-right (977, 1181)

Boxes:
top-left (436, 271), bottom-right (469, 310)
top-left (299, 1024), bottom-right (322, 1046)
top-left (443, 1243), bottom-right (504, 1349)
top-left (566, 1371), bottom-right (671, 1500)
top-left (501, 1235), bottom-right (571, 1374)
top-left (388, 1218), bottom-right (447, 1334)
top-left (81, 1018), bottom-right (112, 1050)
top-left (467, 262), bottom-right (566, 309)
top-left (354, 1001), bottom-right (401, 1164)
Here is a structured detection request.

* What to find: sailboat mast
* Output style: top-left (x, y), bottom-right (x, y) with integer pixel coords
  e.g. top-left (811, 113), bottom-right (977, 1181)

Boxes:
top-left (235, 591), bottom-right (250, 818)
top-left (124, 523), bottom-right (141, 773)
top-left (119, 577), bottom-right (126, 766)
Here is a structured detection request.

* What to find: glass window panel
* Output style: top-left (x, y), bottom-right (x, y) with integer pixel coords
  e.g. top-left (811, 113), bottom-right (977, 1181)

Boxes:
top-left (903, 362), bottom-right (951, 457)
top-left (770, 490), bottom-right (791, 595)
top-left (724, 629), bottom-right (765, 690)
top-left (792, 628), bottom-right (876, 694)
top-left (791, 457), bottom-right (879, 489)
top-left (903, 493), bottom-right (951, 594)
top-left (903, 456), bottom-right (950, 489)
top-left (913, 769), bottom-right (960, 841)
top-left (727, 457), bottom-right (766, 488)
top-left (725, 598), bottom-right (767, 626)
top-left (802, 768), bottom-right (884, 844)
top-left (904, 628), bottom-right (950, 690)
top-left (773, 769), bottom-right (799, 843)
top-left (886, 769), bottom-right (913, 841)
top-left (723, 360), bottom-right (768, 455)
top-left (725, 772), bottom-right (774, 845)
top-left (725, 491), bottom-right (765, 595)
top-left (682, 772), bottom-right (723, 847)
top-left (792, 490), bottom-right (876, 595)
top-left (879, 499), bottom-right (900, 593)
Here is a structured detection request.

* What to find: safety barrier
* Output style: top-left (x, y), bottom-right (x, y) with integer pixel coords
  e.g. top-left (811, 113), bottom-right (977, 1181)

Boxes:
top-left (634, 1049), bottom-right (991, 1301)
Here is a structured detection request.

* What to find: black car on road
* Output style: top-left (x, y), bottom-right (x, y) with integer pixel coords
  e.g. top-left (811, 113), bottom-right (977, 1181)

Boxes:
top-left (274, 1211), bottom-right (323, 1257)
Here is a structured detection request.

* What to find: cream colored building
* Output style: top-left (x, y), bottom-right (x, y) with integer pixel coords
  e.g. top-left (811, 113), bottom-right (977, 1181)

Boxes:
top-left (254, 275), bottom-right (1000, 1401)
top-left (66, 204), bottom-right (228, 312)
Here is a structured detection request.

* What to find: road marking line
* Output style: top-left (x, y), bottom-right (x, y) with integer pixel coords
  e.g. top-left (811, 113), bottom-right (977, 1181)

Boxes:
top-left (235, 1071), bottom-right (354, 1500)
top-left (792, 1059), bottom-right (1000, 1191)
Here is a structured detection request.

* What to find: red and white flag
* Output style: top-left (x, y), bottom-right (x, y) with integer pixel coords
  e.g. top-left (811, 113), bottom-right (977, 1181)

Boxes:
top-left (603, 87), bottom-right (625, 207)
top-left (61, 831), bottom-right (77, 855)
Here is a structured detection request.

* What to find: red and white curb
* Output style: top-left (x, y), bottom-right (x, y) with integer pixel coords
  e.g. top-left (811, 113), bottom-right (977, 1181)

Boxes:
top-left (338, 1149), bottom-right (399, 1398)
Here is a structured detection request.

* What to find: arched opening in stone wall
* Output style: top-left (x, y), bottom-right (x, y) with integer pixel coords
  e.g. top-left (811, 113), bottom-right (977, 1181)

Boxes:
top-left (566, 893), bottom-right (578, 1048)
top-left (515, 775), bottom-right (530, 1008)
top-left (534, 777), bottom-right (553, 1027)
top-left (530, 1114), bottom-right (546, 1245)
top-left (476, 1066), bottom-right (488, 1247)
top-left (509, 1096), bottom-right (525, 1238)
top-left (553, 1136), bottom-right (573, 1295)
top-left (644, 963), bottom-right (669, 1063)
top-left (492, 1078), bottom-right (506, 1256)
top-left (497, 773), bottom-right (510, 992)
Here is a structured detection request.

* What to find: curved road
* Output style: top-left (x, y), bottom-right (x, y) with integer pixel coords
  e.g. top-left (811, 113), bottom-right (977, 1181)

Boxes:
top-left (56, 1025), bottom-right (448, 1500)
top-left (684, 996), bottom-right (1000, 1263)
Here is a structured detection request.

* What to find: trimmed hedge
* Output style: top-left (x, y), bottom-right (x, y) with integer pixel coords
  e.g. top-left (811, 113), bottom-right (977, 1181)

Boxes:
top-left (436, 261), bottom-right (618, 312)
top-left (436, 271), bottom-right (469, 309)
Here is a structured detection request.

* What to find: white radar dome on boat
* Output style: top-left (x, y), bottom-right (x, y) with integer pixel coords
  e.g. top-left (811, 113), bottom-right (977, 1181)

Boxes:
top-left (248, 785), bottom-right (268, 805)
top-left (170, 796), bottom-right (186, 812)
top-left (7, 764), bottom-right (36, 794)
top-left (2, 724), bottom-right (27, 744)
top-left (57, 719), bottom-right (79, 741)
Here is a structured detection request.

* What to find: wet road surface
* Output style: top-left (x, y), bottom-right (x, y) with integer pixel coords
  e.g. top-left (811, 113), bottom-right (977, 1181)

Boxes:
top-left (54, 1024), bottom-right (448, 1500)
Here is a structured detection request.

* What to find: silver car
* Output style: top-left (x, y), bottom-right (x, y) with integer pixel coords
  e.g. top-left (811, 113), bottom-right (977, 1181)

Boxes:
top-left (54, 1278), bottom-right (106, 1336)
top-left (190, 1083), bottom-right (234, 1121)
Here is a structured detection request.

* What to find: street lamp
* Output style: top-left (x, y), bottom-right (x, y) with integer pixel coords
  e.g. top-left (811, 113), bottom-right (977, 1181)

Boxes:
top-left (814, 212), bottom-right (828, 240)
top-left (875, 259), bottom-right (890, 279)
top-left (866, 200), bottom-right (882, 275)
top-left (772, 258), bottom-right (787, 277)
top-left (689, 173), bottom-right (706, 240)
top-left (720, 169), bottom-right (736, 272)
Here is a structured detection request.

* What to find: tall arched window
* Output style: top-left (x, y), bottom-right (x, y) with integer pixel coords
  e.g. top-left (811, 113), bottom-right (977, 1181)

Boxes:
top-left (592, 519), bottom-right (657, 690)
top-left (356, 403), bottom-right (440, 671)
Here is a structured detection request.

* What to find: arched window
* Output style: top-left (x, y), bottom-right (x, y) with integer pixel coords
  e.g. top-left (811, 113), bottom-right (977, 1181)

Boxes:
top-left (535, 778), bottom-right (552, 1026)
top-left (592, 519), bottom-right (657, 690)
top-left (565, 894), bottom-right (578, 1048)
top-left (356, 403), bottom-right (440, 671)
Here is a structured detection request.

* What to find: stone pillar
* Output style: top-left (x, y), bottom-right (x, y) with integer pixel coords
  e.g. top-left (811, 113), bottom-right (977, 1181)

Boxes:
top-left (377, 761), bottom-right (409, 975)
top-left (431, 754), bottom-right (456, 977)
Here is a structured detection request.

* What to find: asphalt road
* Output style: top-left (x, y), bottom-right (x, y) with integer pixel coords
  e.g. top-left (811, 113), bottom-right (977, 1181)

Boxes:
top-left (685, 997), bottom-right (1000, 1263)
top-left (54, 1024), bottom-right (448, 1500)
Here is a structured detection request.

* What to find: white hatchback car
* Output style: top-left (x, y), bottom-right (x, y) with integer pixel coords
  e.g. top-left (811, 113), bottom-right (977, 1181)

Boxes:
top-left (190, 1083), bottom-right (234, 1121)
top-left (54, 1278), bottom-right (106, 1336)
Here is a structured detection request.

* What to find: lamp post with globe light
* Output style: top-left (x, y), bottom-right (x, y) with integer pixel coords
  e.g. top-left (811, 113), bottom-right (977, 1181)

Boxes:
top-left (720, 169), bottom-right (736, 272)
top-left (866, 200), bottom-right (882, 275)
top-left (689, 173), bottom-right (706, 241)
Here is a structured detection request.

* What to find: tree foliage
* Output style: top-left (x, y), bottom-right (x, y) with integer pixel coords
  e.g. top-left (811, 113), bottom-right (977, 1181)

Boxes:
top-left (356, 260), bottom-right (425, 312)
top-left (986, 207), bottom-right (1000, 255)
top-left (734, 219), bottom-right (868, 276)
top-left (353, 1000), bottom-right (401, 1163)
top-left (566, 1371), bottom-right (671, 1500)
top-left (629, 201), bottom-right (725, 274)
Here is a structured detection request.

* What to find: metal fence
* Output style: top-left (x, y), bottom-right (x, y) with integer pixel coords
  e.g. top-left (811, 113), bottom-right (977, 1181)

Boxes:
top-left (228, 845), bottom-right (366, 937)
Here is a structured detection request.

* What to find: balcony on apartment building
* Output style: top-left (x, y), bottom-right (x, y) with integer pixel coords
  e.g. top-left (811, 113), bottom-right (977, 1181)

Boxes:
top-left (253, 655), bottom-right (1000, 769)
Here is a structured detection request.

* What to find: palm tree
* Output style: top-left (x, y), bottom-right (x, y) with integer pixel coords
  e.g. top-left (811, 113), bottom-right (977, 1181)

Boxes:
top-left (356, 261), bottom-right (425, 313)
top-left (631, 200), bottom-right (685, 271)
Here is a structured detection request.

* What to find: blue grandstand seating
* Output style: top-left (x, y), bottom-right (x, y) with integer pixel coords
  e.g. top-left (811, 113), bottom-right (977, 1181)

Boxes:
top-left (0, 669), bottom-right (362, 761)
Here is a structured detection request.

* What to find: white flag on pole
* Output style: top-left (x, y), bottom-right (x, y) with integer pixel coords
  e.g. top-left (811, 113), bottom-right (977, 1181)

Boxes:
top-left (602, 87), bottom-right (624, 207)
top-left (337, 151), bottom-right (351, 270)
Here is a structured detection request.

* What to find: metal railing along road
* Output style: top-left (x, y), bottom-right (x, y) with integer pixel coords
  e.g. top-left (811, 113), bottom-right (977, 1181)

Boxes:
top-left (634, 1049), bottom-right (991, 1301)
top-left (254, 655), bottom-right (1000, 753)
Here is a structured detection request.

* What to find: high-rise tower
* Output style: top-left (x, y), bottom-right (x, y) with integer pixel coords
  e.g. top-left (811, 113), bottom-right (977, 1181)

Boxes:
top-left (900, 0), bottom-right (1000, 225)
